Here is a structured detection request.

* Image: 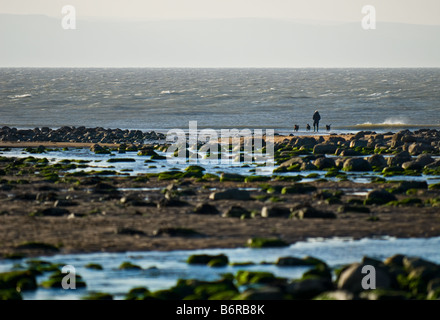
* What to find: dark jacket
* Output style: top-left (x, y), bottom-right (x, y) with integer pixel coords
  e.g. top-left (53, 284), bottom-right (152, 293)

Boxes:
top-left (313, 112), bottom-right (321, 122)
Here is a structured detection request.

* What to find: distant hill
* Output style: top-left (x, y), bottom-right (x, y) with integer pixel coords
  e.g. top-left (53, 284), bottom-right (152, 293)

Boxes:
top-left (1, 14), bottom-right (439, 67)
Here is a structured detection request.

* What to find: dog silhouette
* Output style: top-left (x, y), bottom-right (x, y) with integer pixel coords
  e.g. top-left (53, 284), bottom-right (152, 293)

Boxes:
top-left (294, 125), bottom-right (299, 132)
top-left (306, 124), bottom-right (311, 131)
top-left (326, 124), bottom-right (331, 131)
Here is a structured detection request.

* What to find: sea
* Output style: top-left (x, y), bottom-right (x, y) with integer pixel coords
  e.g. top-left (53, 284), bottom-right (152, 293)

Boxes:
top-left (0, 68), bottom-right (439, 133)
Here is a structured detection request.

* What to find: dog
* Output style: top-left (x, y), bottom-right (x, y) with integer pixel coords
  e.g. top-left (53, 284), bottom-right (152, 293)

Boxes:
top-left (306, 124), bottom-right (311, 131)
top-left (326, 124), bottom-right (331, 131)
top-left (294, 125), bottom-right (299, 132)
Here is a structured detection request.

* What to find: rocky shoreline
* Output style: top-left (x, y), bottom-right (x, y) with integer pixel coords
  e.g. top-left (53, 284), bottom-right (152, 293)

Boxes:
top-left (0, 126), bottom-right (166, 144)
top-left (0, 126), bottom-right (439, 300)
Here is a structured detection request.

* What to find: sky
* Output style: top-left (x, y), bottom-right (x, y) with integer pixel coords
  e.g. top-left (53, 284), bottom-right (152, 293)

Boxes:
top-left (1, 0), bottom-right (440, 25)
top-left (1, 0), bottom-right (439, 67)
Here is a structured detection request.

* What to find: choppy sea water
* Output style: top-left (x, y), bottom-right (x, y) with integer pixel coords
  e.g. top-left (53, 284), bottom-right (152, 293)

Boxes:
top-left (1, 68), bottom-right (439, 132)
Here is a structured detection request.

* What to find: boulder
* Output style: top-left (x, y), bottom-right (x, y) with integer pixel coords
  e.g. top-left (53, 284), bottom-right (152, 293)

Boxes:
top-left (313, 157), bottom-right (336, 169)
top-left (349, 139), bottom-right (368, 148)
top-left (261, 206), bottom-right (290, 218)
top-left (313, 143), bottom-right (338, 155)
top-left (365, 189), bottom-right (396, 205)
top-left (193, 203), bottom-right (219, 215)
top-left (387, 151), bottom-right (412, 167)
top-left (367, 154), bottom-right (387, 168)
top-left (403, 257), bottom-right (438, 271)
top-left (337, 263), bottom-right (392, 293)
top-left (279, 157), bottom-right (304, 168)
top-left (343, 158), bottom-right (372, 172)
top-left (394, 181), bottom-right (428, 193)
top-left (416, 154), bottom-right (435, 167)
top-left (39, 208), bottom-right (70, 217)
top-left (286, 278), bottom-right (333, 299)
top-left (236, 287), bottom-right (285, 300)
top-left (401, 160), bottom-right (423, 170)
top-left (339, 149), bottom-right (361, 156)
top-left (291, 206), bottom-right (336, 219)
top-left (222, 206), bottom-right (250, 218)
top-left (293, 137), bottom-right (318, 149)
top-left (209, 189), bottom-right (251, 201)
top-left (408, 143), bottom-right (432, 155)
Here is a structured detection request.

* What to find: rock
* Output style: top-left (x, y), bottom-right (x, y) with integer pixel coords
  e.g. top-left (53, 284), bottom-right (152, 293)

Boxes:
top-left (313, 143), bottom-right (338, 155)
top-left (236, 286), bottom-right (285, 300)
top-left (247, 237), bottom-right (289, 248)
top-left (403, 257), bottom-right (438, 271)
top-left (425, 159), bottom-right (440, 169)
top-left (387, 151), bottom-right (412, 167)
top-left (93, 183), bottom-right (117, 194)
top-left (209, 189), bottom-right (251, 201)
top-left (428, 278), bottom-right (440, 292)
top-left (154, 228), bottom-right (204, 238)
top-left (349, 139), bottom-right (368, 148)
top-left (313, 157), bottom-right (336, 169)
top-left (220, 173), bottom-right (245, 182)
top-left (157, 198), bottom-right (188, 208)
top-left (408, 143), bottom-right (433, 155)
top-left (416, 154), bottom-right (435, 167)
top-left (359, 289), bottom-right (409, 300)
top-left (343, 158), bottom-right (372, 172)
top-left (279, 157), bottom-right (304, 168)
top-left (339, 149), bottom-right (361, 156)
top-left (293, 137), bottom-right (318, 149)
top-left (314, 290), bottom-right (355, 300)
top-left (365, 189), bottom-right (397, 205)
top-left (384, 254), bottom-right (406, 268)
top-left (193, 203), bottom-right (219, 215)
top-left (222, 206), bottom-right (250, 218)
top-left (367, 154), bottom-right (387, 168)
top-left (276, 256), bottom-right (325, 267)
top-left (0, 270), bottom-right (37, 292)
top-left (338, 205), bottom-right (370, 214)
top-left (301, 162), bottom-right (318, 170)
top-left (261, 206), bottom-right (291, 218)
top-left (290, 206), bottom-right (336, 219)
top-left (90, 144), bottom-right (110, 154)
top-left (401, 160), bottom-right (423, 170)
top-left (118, 262), bottom-right (142, 270)
top-left (39, 208), bottom-right (70, 217)
top-left (235, 270), bottom-right (278, 285)
top-left (337, 263), bottom-right (392, 293)
top-left (287, 278), bottom-right (333, 299)
top-left (187, 254), bottom-right (229, 266)
top-left (281, 184), bottom-right (317, 194)
top-left (54, 199), bottom-right (78, 207)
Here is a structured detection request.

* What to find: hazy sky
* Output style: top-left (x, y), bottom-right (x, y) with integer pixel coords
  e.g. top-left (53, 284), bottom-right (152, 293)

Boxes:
top-left (1, 0), bottom-right (440, 25)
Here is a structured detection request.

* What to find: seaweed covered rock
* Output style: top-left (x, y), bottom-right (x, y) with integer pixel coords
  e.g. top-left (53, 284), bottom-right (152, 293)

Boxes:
top-left (187, 254), bottom-right (229, 267)
top-left (0, 270), bottom-right (37, 292)
top-left (343, 158), bottom-right (372, 172)
top-left (365, 189), bottom-right (397, 205)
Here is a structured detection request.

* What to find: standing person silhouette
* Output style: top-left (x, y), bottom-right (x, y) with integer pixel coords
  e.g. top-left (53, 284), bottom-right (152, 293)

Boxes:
top-left (313, 110), bottom-right (321, 132)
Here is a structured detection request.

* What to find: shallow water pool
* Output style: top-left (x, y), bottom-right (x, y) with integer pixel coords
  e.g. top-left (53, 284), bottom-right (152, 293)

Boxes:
top-left (1, 236), bottom-right (439, 300)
